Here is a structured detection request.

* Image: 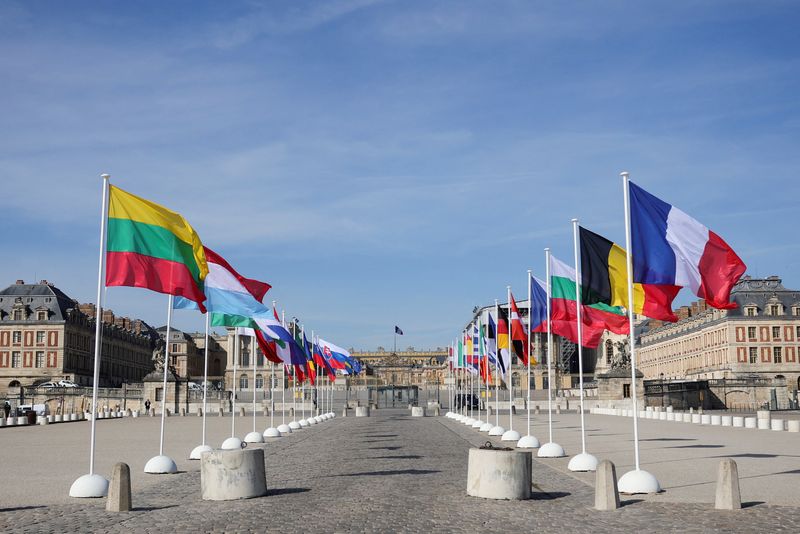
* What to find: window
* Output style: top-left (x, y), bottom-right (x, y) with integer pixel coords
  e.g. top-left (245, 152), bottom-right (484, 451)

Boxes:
top-left (255, 374), bottom-right (264, 389)
top-left (36, 311), bottom-right (47, 321)
top-left (171, 343), bottom-right (178, 353)
top-left (605, 341), bottom-right (613, 366)
top-left (623, 383), bottom-right (631, 398)
top-left (12, 331), bottom-right (21, 343)
top-left (239, 374), bottom-right (248, 390)
top-left (36, 331), bottom-right (45, 344)
top-left (11, 352), bottom-right (21, 367)
top-left (747, 327), bottom-right (756, 340)
top-left (796, 326), bottom-right (800, 339)
top-left (12, 309), bottom-right (23, 320)
top-left (241, 351), bottom-right (250, 368)
top-left (773, 326), bottom-right (781, 340)
top-left (770, 305), bottom-right (780, 316)
top-left (794, 307), bottom-right (800, 316)
top-left (774, 347), bottom-right (782, 363)
top-left (746, 307), bottom-right (756, 317)
top-left (749, 347), bottom-right (758, 364)
top-left (35, 351), bottom-right (45, 368)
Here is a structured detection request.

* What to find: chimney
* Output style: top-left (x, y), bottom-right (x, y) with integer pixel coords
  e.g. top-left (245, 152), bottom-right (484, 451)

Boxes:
top-left (677, 306), bottom-right (691, 321)
top-left (15, 279), bottom-right (24, 285)
top-left (39, 279), bottom-right (49, 286)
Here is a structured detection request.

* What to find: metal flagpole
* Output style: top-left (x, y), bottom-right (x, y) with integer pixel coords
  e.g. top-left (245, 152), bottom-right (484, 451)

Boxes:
top-left (270, 362), bottom-right (275, 428)
top-left (494, 300), bottom-right (500, 427)
top-left (70, 174), bottom-right (110, 497)
top-left (158, 295), bottom-right (175, 455)
top-left (539, 248), bottom-right (565, 457)
top-left (301, 325), bottom-right (306, 423)
top-left (527, 270), bottom-right (532, 437)
top-left (252, 331), bottom-right (257, 434)
top-left (202, 313), bottom-right (210, 445)
top-left (506, 286), bottom-right (513, 433)
top-left (619, 171), bottom-right (660, 492)
top-left (232, 327), bottom-right (239, 438)
top-left (569, 219), bottom-right (597, 471)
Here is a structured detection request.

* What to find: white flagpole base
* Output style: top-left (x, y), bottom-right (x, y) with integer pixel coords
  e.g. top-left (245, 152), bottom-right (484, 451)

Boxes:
top-left (568, 452), bottom-right (598, 472)
top-left (618, 469), bottom-right (661, 494)
top-left (488, 425), bottom-right (505, 436)
top-left (463, 417), bottom-right (476, 426)
top-left (288, 421), bottom-right (301, 430)
top-left (298, 419), bottom-right (309, 427)
top-left (277, 424), bottom-right (292, 434)
top-left (445, 412), bottom-right (454, 417)
top-left (144, 455), bottom-right (178, 474)
top-left (479, 422), bottom-right (493, 432)
top-left (308, 417), bottom-right (318, 425)
top-left (454, 414), bottom-right (464, 422)
top-left (263, 427), bottom-right (281, 438)
top-left (537, 442), bottom-right (566, 458)
top-left (313, 416), bottom-right (323, 423)
top-left (516, 435), bottom-right (541, 448)
top-left (471, 419), bottom-right (483, 428)
top-left (244, 431), bottom-right (264, 443)
top-left (501, 429), bottom-right (521, 441)
top-left (189, 444), bottom-right (213, 460)
top-left (69, 474), bottom-right (109, 497)
top-left (221, 437), bottom-right (243, 450)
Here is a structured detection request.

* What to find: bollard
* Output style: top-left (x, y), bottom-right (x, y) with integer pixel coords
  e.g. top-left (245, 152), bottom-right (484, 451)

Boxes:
top-left (787, 420), bottom-right (800, 433)
top-left (770, 419), bottom-right (784, 431)
top-left (355, 406), bottom-right (370, 417)
top-left (757, 418), bottom-right (770, 430)
top-left (555, 406), bottom-right (561, 415)
top-left (106, 462), bottom-right (132, 512)
top-left (744, 417), bottom-right (757, 429)
top-left (342, 406), bottom-right (348, 417)
top-left (201, 449), bottom-right (267, 501)
top-left (219, 408), bottom-right (224, 417)
top-left (511, 405), bottom-right (516, 415)
top-left (721, 416), bottom-right (732, 427)
top-left (289, 407), bottom-right (294, 417)
top-left (595, 460), bottom-right (620, 511)
top-left (180, 408), bottom-right (186, 417)
top-left (732, 416), bottom-right (744, 427)
top-left (434, 406), bottom-right (441, 416)
top-left (411, 407), bottom-right (425, 417)
top-left (487, 405), bottom-right (493, 416)
top-left (711, 415), bottom-right (721, 426)
top-left (198, 408), bottom-right (203, 417)
top-left (239, 407), bottom-right (245, 417)
top-left (534, 405), bottom-right (540, 415)
top-left (467, 447), bottom-right (531, 500)
top-left (714, 459), bottom-right (741, 510)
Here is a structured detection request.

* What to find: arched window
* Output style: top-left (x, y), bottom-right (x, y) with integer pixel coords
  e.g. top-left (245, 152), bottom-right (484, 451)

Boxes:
top-left (239, 374), bottom-right (248, 390)
top-left (255, 374), bottom-right (264, 389)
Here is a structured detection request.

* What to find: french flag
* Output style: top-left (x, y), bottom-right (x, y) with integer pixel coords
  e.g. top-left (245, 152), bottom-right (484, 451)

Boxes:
top-left (629, 181), bottom-right (746, 309)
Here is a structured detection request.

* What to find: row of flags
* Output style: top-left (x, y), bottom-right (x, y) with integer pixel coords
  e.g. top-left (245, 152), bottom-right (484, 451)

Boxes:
top-left (104, 183), bottom-right (363, 383)
top-left (450, 178), bottom-right (746, 377)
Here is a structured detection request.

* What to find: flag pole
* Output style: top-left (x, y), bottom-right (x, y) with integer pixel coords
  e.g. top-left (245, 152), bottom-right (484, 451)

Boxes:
top-left (494, 300), bottom-right (500, 428)
top-left (189, 312), bottom-right (213, 459)
top-left (568, 219), bottom-right (598, 471)
top-left (506, 286), bottom-right (513, 434)
top-left (69, 173), bottom-right (110, 497)
top-left (270, 361), bottom-right (275, 427)
top-left (538, 248), bottom-right (565, 458)
top-left (232, 327), bottom-right (239, 438)
top-left (516, 270), bottom-right (539, 447)
top-left (619, 171), bottom-right (661, 493)
top-left (243, 328), bottom-right (264, 443)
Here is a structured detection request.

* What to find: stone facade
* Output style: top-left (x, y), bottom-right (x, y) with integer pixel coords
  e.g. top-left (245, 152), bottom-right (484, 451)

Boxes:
top-left (0, 280), bottom-right (156, 393)
top-left (351, 349), bottom-right (448, 388)
top-left (637, 276), bottom-right (800, 392)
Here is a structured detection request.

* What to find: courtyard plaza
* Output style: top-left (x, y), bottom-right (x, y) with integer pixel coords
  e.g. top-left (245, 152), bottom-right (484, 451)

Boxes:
top-left (0, 407), bottom-right (799, 532)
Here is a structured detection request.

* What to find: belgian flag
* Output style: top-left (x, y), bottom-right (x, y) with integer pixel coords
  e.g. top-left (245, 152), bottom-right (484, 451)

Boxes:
top-left (579, 226), bottom-right (681, 322)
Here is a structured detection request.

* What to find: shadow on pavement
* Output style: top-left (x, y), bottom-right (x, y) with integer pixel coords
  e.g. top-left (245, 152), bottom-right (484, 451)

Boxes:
top-left (329, 469), bottom-right (441, 477)
top-left (367, 446), bottom-right (403, 451)
top-left (267, 488), bottom-right (311, 496)
top-left (0, 506), bottom-right (45, 512)
top-left (530, 491), bottom-right (571, 501)
top-left (620, 499), bottom-right (643, 507)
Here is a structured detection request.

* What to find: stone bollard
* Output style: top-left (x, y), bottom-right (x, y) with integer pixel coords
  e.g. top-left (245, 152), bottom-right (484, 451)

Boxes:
top-left (756, 410), bottom-right (771, 422)
top-left (511, 405), bottom-right (517, 415)
top-left (555, 406), bottom-right (561, 415)
top-left (721, 416), bottom-right (732, 426)
top-left (744, 417), bottom-right (757, 429)
top-left (197, 408), bottom-right (203, 417)
top-left (757, 418), bottom-right (770, 430)
top-left (180, 408), bottom-right (186, 417)
top-left (711, 415), bottom-right (721, 426)
top-left (355, 406), bottom-right (370, 417)
top-left (342, 406), bottom-right (348, 417)
top-left (219, 408), bottom-right (224, 417)
top-left (239, 407), bottom-right (245, 417)
top-left (771, 419), bottom-right (784, 431)
top-left (165, 409), bottom-right (171, 417)
top-left (732, 416), bottom-right (744, 427)
top-left (0, 418), bottom-right (5, 427)
top-left (467, 447), bottom-right (531, 500)
top-left (595, 460), bottom-right (620, 511)
top-left (714, 459), bottom-right (741, 510)
top-left (106, 462), bottom-right (132, 512)
top-left (534, 405), bottom-right (540, 415)
top-left (149, 409), bottom-right (155, 417)
top-left (411, 407), bottom-right (425, 417)
top-left (201, 449), bottom-right (267, 501)
top-left (434, 406), bottom-right (441, 416)
top-left (787, 420), bottom-right (800, 433)
top-left (38, 415), bottom-right (48, 425)
top-left (487, 405), bottom-right (493, 416)
top-left (701, 414), bottom-right (711, 424)
top-left (289, 407), bottom-right (294, 417)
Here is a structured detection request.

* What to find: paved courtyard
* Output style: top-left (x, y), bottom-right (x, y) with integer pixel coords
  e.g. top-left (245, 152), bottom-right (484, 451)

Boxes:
top-left (1, 408), bottom-right (799, 533)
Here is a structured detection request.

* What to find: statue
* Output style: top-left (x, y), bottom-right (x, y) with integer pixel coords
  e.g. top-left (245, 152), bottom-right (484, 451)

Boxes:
top-left (152, 340), bottom-right (166, 372)
top-left (611, 338), bottom-right (631, 370)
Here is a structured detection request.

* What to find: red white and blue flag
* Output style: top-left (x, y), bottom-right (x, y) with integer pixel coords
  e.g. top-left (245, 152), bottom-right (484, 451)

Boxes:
top-left (629, 181), bottom-right (746, 309)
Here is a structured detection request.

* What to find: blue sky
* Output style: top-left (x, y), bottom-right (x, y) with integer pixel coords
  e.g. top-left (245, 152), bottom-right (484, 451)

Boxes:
top-left (2, 1), bottom-right (799, 351)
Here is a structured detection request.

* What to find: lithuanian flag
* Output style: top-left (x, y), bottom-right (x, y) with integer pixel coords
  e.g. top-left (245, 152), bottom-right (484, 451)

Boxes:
top-left (105, 185), bottom-right (209, 311)
top-left (579, 226), bottom-right (680, 322)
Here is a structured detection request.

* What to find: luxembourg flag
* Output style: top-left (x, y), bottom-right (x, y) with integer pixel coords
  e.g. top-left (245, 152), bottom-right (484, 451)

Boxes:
top-left (173, 247), bottom-right (271, 322)
top-left (629, 181), bottom-right (746, 309)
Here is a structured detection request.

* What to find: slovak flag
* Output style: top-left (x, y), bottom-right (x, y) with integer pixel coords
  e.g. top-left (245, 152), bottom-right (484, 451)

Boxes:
top-left (629, 181), bottom-right (746, 309)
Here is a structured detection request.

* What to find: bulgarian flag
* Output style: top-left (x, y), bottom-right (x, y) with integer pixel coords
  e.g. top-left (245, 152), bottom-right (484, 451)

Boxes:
top-left (106, 185), bottom-right (209, 310)
top-left (550, 254), bottom-right (629, 348)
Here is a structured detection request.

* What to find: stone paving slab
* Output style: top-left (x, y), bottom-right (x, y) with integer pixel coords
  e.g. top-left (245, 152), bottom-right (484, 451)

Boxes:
top-left (2, 410), bottom-right (800, 533)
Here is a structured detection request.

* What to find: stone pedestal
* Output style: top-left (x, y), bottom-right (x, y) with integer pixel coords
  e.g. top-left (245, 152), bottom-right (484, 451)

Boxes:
top-left (467, 448), bottom-right (531, 500)
top-left (201, 449), bottom-right (267, 501)
top-left (411, 407), bottom-right (425, 417)
top-left (355, 406), bottom-right (370, 417)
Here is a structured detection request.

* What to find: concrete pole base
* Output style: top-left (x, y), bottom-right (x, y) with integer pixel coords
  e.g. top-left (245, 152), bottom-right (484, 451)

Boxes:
top-left (221, 437), bottom-right (244, 450)
top-left (516, 435), bottom-right (540, 448)
top-left (288, 421), bottom-right (301, 430)
top-left (355, 407), bottom-right (370, 417)
top-left (537, 442), bottom-right (566, 458)
top-left (568, 452), bottom-right (599, 472)
top-left (69, 473), bottom-right (109, 498)
top-left (411, 407), bottom-right (425, 417)
top-left (277, 424), bottom-right (292, 434)
top-left (143, 455), bottom-right (178, 474)
top-left (479, 422), bottom-right (493, 432)
top-left (190, 444), bottom-right (213, 460)
top-left (501, 429), bottom-right (521, 441)
top-left (201, 448), bottom-right (267, 501)
top-left (618, 468), bottom-right (661, 494)
top-left (263, 427), bottom-right (281, 438)
top-left (244, 431), bottom-right (264, 443)
top-left (488, 425), bottom-right (505, 436)
top-left (467, 448), bottom-right (531, 500)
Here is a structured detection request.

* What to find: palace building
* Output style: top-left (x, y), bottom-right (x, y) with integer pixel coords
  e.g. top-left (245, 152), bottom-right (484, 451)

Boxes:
top-left (0, 279), bottom-right (157, 392)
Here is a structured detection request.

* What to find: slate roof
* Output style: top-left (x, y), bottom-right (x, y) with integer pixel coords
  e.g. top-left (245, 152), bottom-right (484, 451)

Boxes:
top-left (0, 280), bottom-right (78, 321)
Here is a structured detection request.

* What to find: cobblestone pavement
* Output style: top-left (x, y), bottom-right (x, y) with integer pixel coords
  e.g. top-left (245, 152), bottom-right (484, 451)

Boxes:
top-left (2, 410), bottom-right (799, 533)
